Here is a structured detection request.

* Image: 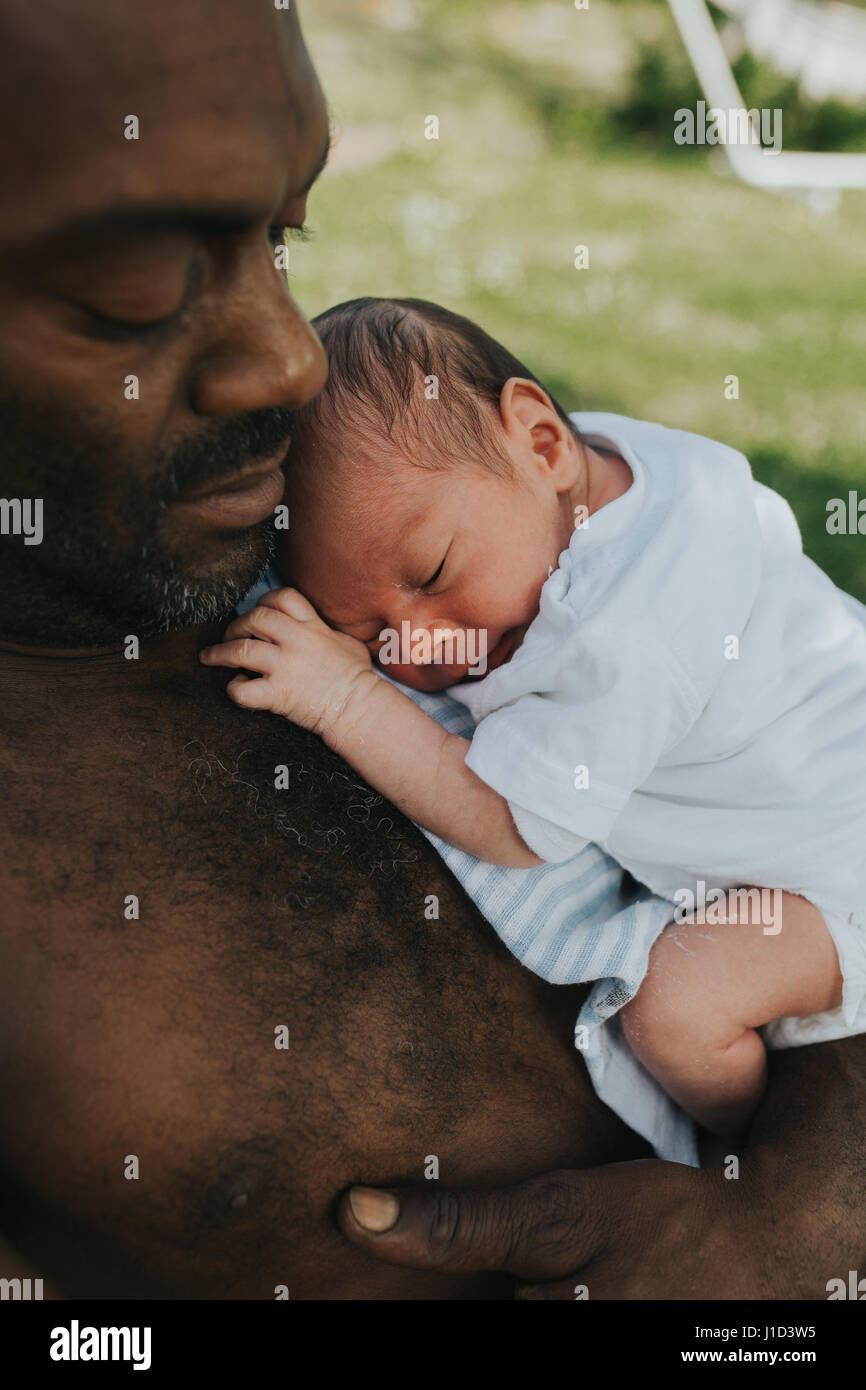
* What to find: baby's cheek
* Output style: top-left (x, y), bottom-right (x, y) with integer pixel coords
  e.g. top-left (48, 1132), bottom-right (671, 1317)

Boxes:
top-left (481, 563), bottom-right (538, 623)
top-left (375, 659), bottom-right (455, 693)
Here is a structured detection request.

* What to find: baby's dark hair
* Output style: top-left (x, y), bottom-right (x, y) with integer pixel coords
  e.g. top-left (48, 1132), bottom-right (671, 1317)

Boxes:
top-left (290, 296), bottom-right (580, 481)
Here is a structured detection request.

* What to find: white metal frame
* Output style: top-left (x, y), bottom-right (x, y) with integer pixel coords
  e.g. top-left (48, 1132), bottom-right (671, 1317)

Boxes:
top-left (668, 0), bottom-right (866, 193)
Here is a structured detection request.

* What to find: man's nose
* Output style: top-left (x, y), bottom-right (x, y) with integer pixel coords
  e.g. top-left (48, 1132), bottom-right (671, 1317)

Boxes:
top-left (188, 241), bottom-right (328, 417)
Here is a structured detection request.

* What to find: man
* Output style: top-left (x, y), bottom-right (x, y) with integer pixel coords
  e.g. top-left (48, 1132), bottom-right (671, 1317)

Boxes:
top-left (0, 0), bottom-right (863, 1300)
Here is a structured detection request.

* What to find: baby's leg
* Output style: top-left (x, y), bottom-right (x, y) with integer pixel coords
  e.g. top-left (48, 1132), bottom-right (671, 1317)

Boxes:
top-left (620, 890), bottom-right (842, 1136)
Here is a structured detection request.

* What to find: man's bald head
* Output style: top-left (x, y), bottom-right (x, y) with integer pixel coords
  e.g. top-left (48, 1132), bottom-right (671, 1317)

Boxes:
top-left (0, 0), bottom-right (330, 646)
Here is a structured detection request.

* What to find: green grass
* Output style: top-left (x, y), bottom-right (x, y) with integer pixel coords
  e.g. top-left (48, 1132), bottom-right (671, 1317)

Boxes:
top-left (291, 0), bottom-right (866, 600)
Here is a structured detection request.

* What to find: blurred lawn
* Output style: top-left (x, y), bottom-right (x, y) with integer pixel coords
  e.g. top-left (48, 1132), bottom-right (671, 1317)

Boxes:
top-left (291, 0), bottom-right (866, 600)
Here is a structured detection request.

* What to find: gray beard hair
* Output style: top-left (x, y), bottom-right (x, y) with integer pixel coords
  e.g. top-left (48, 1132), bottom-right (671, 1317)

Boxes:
top-left (122, 527), bottom-right (276, 634)
top-left (0, 389), bottom-right (292, 645)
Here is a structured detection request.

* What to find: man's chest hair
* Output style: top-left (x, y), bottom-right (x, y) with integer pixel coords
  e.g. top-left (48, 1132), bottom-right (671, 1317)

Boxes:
top-left (3, 672), bottom-right (413, 892)
top-left (0, 686), bottom-right (475, 1278)
top-left (0, 670), bottom-right (527, 1110)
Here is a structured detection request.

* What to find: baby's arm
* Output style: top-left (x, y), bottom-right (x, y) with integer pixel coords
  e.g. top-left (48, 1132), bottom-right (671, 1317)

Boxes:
top-left (199, 587), bottom-right (542, 869)
top-left (620, 890), bottom-right (842, 1136)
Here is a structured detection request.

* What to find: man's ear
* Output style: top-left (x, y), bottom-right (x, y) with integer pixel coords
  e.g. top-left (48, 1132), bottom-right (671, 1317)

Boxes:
top-left (499, 378), bottom-right (581, 491)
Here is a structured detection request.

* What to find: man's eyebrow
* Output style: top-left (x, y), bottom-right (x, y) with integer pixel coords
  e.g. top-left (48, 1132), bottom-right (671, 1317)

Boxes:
top-left (46, 129), bottom-right (333, 244)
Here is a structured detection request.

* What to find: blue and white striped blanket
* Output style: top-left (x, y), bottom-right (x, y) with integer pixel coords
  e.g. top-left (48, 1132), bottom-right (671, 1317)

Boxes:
top-left (406, 683), bottom-right (697, 1166)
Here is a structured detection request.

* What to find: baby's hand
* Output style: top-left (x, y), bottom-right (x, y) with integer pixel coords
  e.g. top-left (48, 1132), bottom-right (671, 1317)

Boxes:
top-left (199, 587), bottom-right (376, 736)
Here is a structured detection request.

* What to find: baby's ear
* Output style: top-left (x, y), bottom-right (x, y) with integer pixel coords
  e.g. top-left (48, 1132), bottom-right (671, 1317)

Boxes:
top-left (499, 377), bottom-right (550, 433)
top-left (499, 378), bottom-right (580, 488)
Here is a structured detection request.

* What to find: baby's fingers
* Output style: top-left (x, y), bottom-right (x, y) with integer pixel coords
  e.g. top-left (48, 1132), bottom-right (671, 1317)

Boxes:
top-left (225, 672), bottom-right (278, 709)
top-left (199, 636), bottom-right (278, 675)
top-left (218, 603), bottom-right (293, 646)
top-left (258, 587), bottom-right (323, 624)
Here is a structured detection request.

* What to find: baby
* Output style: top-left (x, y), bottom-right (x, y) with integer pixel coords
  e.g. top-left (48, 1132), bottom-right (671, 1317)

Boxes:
top-left (200, 297), bottom-right (866, 1137)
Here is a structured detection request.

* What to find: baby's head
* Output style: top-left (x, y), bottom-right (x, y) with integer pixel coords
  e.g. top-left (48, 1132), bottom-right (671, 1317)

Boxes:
top-left (280, 297), bottom-right (586, 690)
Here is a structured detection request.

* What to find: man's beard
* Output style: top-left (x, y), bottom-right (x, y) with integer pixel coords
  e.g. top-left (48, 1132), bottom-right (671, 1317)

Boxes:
top-left (0, 391), bottom-right (295, 646)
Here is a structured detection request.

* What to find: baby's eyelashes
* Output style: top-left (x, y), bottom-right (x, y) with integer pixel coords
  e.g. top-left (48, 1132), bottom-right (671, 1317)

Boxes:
top-left (422, 559), bottom-right (446, 590)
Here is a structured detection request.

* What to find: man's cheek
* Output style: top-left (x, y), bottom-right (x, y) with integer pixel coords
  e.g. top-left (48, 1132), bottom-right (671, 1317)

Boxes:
top-left (0, 299), bottom-right (183, 435)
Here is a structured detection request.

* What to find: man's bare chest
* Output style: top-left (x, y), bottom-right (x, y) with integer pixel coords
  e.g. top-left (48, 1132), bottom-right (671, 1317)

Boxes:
top-left (0, 678), bottom-right (426, 1293)
top-left (0, 669), bottom-right (641, 1297)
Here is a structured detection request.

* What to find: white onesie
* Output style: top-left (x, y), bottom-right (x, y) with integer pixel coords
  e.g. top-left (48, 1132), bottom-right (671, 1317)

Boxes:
top-left (450, 412), bottom-right (866, 1046)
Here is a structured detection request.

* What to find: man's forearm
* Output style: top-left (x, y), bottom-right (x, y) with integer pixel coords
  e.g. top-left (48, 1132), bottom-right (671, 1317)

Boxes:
top-left (740, 1032), bottom-right (866, 1293)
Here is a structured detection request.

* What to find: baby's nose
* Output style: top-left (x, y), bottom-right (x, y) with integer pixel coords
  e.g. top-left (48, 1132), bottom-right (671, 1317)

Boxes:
top-left (426, 625), bottom-right (460, 662)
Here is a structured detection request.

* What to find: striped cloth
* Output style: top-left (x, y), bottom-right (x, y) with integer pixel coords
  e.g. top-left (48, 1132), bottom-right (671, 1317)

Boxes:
top-left (405, 682), bottom-right (698, 1167)
top-left (240, 570), bottom-right (698, 1165)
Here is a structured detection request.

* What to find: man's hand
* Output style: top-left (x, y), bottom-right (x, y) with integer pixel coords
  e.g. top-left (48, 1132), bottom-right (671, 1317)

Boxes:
top-left (339, 1034), bottom-right (866, 1299)
top-left (338, 1160), bottom-right (772, 1299)
top-left (199, 586), bottom-right (376, 738)
top-left (337, 1151), bottom-right (822, 1299)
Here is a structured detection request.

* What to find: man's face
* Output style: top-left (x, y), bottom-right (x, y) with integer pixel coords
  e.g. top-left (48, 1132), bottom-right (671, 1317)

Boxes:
top-left (0, 0), bottom-right (329, 644)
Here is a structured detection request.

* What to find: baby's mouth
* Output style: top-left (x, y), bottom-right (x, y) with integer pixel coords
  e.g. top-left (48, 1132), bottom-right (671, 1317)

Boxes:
top-left (462, 626), bottom-right (520, 679)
